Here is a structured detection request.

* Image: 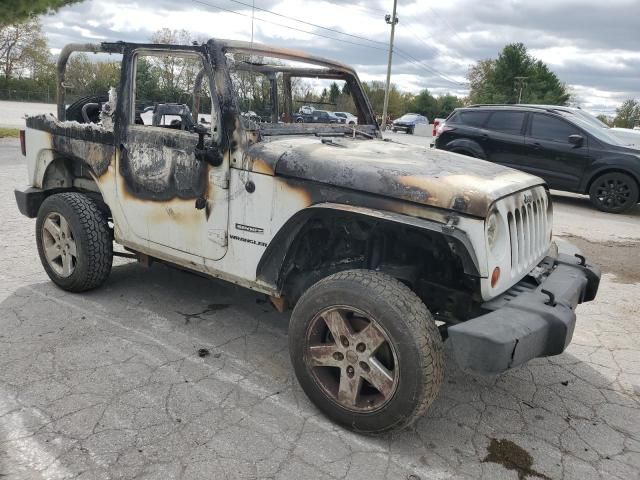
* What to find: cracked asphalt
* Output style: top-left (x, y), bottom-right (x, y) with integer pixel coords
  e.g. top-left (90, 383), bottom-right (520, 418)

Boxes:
top-left (1, 137), bottom-right (639, 479)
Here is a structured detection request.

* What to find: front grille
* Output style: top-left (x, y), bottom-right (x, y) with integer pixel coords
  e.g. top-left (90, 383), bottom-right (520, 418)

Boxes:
top-left (506, 189), bottom-right (550, 277)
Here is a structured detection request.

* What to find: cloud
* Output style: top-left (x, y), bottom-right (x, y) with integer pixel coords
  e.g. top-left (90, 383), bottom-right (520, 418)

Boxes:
top-left (38, 0), bottom-right (639, 114)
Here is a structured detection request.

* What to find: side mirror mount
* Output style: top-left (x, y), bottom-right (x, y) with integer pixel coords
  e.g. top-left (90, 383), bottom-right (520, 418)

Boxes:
top-left (568, 134), bottom-right (584, 147)
top-left (193, 124), bottom-right (223, 166)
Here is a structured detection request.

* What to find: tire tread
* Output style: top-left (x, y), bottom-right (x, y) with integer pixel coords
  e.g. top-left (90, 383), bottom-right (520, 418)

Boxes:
top-left (292, 269), bottom-right (445, 431)
top-left (37, 192), bottom-right (113, 292)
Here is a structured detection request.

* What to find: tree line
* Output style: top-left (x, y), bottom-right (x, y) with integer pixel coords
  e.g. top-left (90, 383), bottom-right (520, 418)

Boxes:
top-left (1, 13), bottom-right (637, 127)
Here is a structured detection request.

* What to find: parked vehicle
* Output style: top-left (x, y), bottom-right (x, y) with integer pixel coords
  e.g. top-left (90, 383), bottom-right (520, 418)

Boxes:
top-left (15, 40), bottom-right (600, 433)
top-left (294, 109), bottom-right (339, 124)
top-left (519, 104), bottom-right (640, 148)
top-left (435, 105), bottom-right (640, 213)
top-left (610, 127), bottom-right (640, 148)
top-left (432, 117), bottom-right (445, 137)
top-left (333, 111), bottom-right (358, 125)
top-left (391, 113), bottom-right (429, 134)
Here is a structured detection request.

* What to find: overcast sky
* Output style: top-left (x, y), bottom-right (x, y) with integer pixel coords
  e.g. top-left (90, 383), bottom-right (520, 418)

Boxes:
top-left (41, 0), bottom-right (640, 115)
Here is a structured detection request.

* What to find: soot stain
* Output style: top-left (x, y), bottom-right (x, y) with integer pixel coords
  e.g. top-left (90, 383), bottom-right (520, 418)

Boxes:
top-left (483, 438), bottom-right (551, 480)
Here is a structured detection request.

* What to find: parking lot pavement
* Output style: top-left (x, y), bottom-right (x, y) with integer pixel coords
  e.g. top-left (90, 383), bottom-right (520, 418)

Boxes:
top-left (1, 138), bottom-right (639, 480)
top-left (383, 130), bottom-right (434, 146)
top-left (0, 101), bottom-right (56, 129)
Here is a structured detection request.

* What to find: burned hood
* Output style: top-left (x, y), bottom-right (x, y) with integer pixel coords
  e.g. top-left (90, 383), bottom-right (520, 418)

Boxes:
top-left (248, 136), bottom-right (545, 217)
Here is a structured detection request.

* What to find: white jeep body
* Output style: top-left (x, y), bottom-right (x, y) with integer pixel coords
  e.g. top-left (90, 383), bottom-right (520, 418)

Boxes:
top-left (15, 39), bottom-right (600, 378)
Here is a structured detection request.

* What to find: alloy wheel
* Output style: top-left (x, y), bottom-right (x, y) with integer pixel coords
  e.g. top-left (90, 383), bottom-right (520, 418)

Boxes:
top-left (304, 306), bottom-right (399, 412)
top-left (594, 176), bottom-right (632, 209)
top-left (41, 211), bottom-right (78, 277)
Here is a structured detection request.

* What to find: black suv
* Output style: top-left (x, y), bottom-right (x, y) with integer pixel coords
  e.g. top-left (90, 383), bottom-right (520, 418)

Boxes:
top-left (435, 105), bottom-right (640, 213)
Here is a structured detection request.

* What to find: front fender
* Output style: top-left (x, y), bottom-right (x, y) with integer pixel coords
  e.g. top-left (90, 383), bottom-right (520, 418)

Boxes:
top-left (256, 202), bottom-right (482, 290)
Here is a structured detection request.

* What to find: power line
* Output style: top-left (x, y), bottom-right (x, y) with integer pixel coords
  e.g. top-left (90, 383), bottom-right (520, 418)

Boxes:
top-left (402, 21), bottom-right (470, 67)
top-left (421, 4), bottom-right (470, 52)
top-left (191, 0), bottom-right (388, 51)
top-left (394, 49), bottom-right (466, 87)
top-left (191, 0), bottom-right (464, 88)
top-left (223, 0), bottom-right (388, 47)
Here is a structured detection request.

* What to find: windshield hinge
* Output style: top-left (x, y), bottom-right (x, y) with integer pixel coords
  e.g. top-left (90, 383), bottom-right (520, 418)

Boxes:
top-left (442, 215), bottom-right (459, 234)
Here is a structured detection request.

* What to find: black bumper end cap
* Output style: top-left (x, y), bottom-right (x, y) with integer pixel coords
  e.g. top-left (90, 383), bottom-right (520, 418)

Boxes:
top-left (14, 187), bottom-right (45, 218)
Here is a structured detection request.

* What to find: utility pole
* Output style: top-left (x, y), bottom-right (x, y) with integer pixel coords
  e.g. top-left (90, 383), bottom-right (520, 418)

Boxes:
top-left (514, 76), bottom-right (528, 104)
top-left (381, 0), bottom-right (398, 131)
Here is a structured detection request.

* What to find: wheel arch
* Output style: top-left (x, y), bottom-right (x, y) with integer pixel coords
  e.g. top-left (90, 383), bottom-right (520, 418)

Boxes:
top-left (35, 154), bottom-right (110, 217)
top-left (257, 203), bottom-right (481, 299)
top-left (583, 166), bottom-right (640, 194)
top-left (445, 138), bottom-right (485, 159)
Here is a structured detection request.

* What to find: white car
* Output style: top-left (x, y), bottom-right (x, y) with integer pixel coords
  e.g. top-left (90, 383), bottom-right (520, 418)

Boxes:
top-left (333, 111), bottom-right (358, 125)
top-left (610, 127), bottom-right (640, 148)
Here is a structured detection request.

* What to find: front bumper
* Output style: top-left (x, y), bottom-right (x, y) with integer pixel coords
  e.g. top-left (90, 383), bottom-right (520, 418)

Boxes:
top-left (448, 242), bottom-right (600, 374)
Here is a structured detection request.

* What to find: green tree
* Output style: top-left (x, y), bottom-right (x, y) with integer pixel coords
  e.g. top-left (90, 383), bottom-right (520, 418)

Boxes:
top-left (409, 89), bottom-right (438, 119)
top-left (0, 18), bottom-right (49, 78)
top-left (435, 93), bottom-right (464, 118)
top-left (0, 0), bottom-right (84, 26)
top-left (613, 99), bottom-right (640, 128)
top-left (468, 43), bottom-right (569, 105)
top-left (362, 81), bottom-right (408, 118)
top-left (64, 53), bottom-right (120, 96)
top-left (329, 82), bottom-right (340, 104)
top-left (596, 114), bottom-right (612, 127)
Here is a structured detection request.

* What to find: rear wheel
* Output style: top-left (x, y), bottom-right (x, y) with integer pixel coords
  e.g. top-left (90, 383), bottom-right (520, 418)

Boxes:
top-left (289, 270), bottom-right (444, 433)
top-left (36, 192), bottom-right (113, 292)
top-left (589, 172), bottom-right (639, 213)
top-left (452, 149), bottom-right (476, 158)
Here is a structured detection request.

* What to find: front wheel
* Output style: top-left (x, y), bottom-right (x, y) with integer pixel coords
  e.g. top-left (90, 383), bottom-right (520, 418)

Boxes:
top-left (36, 192), bottom-right (113, 292)
top-left (288, 270), bottom-right (444, 433)
top-left (588, 172), bottom-right (639, 213)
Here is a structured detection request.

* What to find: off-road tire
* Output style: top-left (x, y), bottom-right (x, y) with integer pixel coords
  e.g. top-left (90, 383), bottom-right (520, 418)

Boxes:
top-left (289, 269), bottom-right (445, 433)
top-left (588, 172), bottom-right (639, 213)
top-left (36, 192), bottom-right (113, 292)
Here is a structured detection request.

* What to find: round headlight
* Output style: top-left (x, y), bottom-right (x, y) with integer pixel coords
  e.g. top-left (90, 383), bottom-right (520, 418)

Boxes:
top-left (486, 210), bottom-right (508, 259)
top-left (487, 211), bottom-right (500, 251)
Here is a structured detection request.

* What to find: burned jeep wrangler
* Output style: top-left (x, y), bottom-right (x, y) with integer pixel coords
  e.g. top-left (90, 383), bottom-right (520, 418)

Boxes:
top-left (14, 39), bottom-right (600, 433)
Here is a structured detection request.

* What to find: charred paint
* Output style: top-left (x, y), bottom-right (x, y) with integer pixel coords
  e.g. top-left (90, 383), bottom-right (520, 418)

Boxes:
top-left (250, 158), bottom-right (275, 176)
top-left (26, 115), bottom-right (115, 176)
top-left (119, 127), bottom-right (209, 202)
top-left (274, 176), bottom-right (449, 225)
top-left (249, 136), bottom-right (544, 218)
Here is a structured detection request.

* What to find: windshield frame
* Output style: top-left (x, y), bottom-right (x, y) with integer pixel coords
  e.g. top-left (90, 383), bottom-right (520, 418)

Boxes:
top-left (211, 39), bottom-right (379, 138)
